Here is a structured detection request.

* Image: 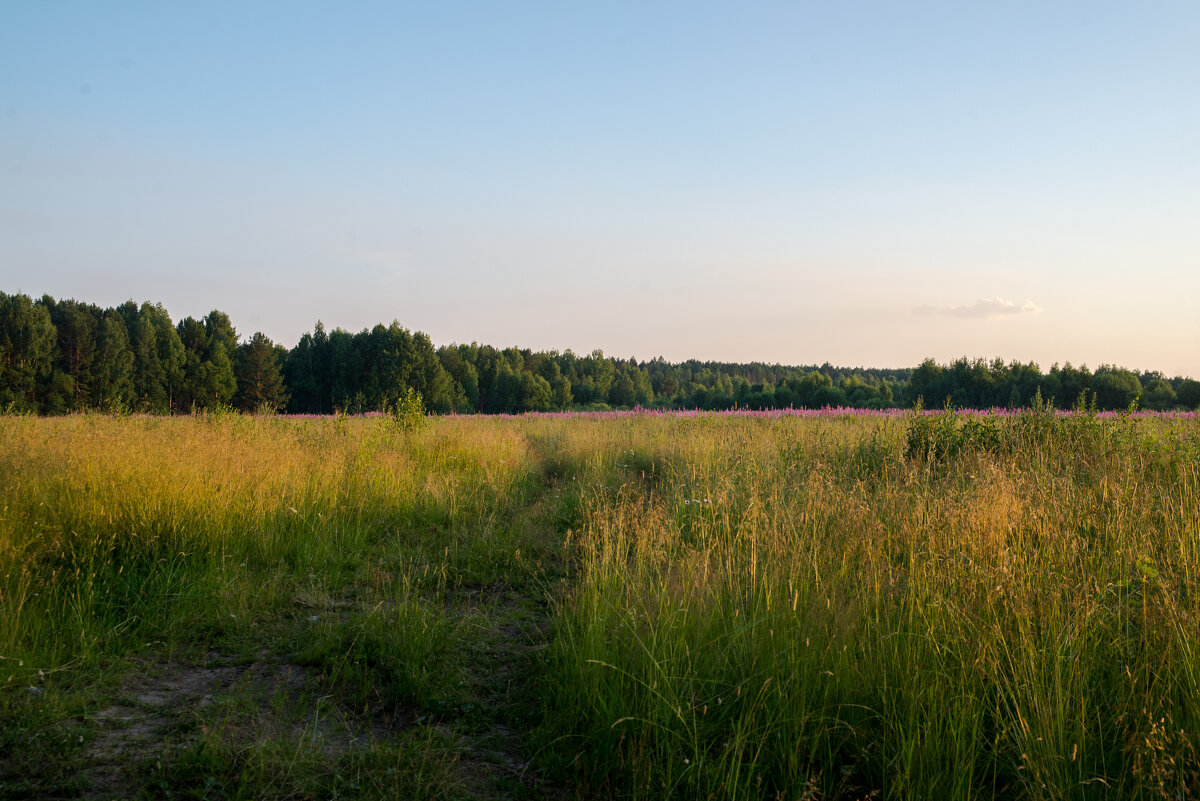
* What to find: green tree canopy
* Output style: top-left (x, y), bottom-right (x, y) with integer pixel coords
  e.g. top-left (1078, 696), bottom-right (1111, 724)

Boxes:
top-left (1143, 378), bottom-right (1177, 411)
top-left (94, 310), bottom-right (134, 412)
top-left (235, 332), bottom-right (289, 412)
top-left (1177, 379), bottom-right (1200, 410)
top-left (0, 292), bottom-right (57, 412)
top-left (1091, 366), bottom-right (1143, 411)
top-left (41, 296), bottom-right (101, 411)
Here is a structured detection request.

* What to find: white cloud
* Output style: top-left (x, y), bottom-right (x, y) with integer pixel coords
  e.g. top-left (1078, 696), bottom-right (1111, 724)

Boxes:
top-left (914, 297), bottom-right (1043, 319)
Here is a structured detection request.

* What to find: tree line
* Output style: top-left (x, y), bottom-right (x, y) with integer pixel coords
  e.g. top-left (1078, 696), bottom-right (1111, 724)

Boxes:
top-left (0, 293), bottom-right (286, 414)
top-left (2, 291), bottom-right (1198, 415)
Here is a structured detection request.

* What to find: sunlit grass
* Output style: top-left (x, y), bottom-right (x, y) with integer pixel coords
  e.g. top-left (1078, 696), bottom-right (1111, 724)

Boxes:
top-left (0, 411), bottom-right (546, 797)
top-left (2, 409), bottom-right (1198, 798)
top-left (538, 410), bottom-right (1200, 799)
top-left (0, 413), bottom-right (537, 673)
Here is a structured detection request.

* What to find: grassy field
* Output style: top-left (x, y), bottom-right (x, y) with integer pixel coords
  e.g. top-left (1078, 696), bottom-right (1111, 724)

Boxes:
top-left (2, 407), bottom-right (1199, 799)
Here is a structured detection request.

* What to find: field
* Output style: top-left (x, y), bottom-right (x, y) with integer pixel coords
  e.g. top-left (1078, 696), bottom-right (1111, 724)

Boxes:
top-left (2, 407), bottom-right (1199, 800)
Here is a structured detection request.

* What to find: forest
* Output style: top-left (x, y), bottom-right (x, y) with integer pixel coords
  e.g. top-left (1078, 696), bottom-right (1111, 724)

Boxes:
top-left (2, 291), bottom-right (1198, 415)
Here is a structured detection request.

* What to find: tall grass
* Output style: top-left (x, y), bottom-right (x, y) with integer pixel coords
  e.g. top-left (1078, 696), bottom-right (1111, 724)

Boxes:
top-left (3, 408), bottom-right (1198, 798)
top-left (539, 409), bottom-right (1200, 799)
top-left (0, 412), bottom-right (542, 695)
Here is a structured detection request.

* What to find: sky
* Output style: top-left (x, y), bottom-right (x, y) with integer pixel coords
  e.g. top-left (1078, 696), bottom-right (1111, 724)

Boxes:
top-left (3, 2), bottom-right (1198, 376)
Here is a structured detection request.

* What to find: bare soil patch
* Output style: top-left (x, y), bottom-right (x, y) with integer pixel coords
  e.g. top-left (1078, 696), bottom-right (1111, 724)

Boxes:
top-left (81, 649), bottom-right (409, 798)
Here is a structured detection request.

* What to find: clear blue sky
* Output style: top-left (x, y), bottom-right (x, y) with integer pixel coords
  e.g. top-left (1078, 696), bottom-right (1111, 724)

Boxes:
top-left (3, 2), bottom-right (1198, 376)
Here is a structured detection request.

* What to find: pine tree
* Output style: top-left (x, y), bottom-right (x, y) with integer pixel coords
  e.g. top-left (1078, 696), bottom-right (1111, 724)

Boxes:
top-left (94, 311), bottom-right (134, 411)
top-left (0, 292), bottom-right (57, 412)
top-left (131, 313), bottom-right (169, 412)
top-left (43, 297), bottom-right (101, 410)
top-left (235, 332), bottom-right (289, 411)
top-left (118, 301), bottom-right (185, 413)
top-left (176, 316), bottom-right (209, 410)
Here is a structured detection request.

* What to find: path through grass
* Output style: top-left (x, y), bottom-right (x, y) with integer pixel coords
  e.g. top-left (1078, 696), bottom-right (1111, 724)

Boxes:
top-left (3, 409), bottom-right (1199, 799)
top-left (0, 413), bottom-right (569, 799)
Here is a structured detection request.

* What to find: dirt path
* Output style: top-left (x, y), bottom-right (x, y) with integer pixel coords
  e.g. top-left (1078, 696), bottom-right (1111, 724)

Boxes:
top-left (449, 582), bottom-right (561, 799)
top-left (69, 567), bottom-right (565, 799)
top-left (5, 434), bottom-right (578, 800)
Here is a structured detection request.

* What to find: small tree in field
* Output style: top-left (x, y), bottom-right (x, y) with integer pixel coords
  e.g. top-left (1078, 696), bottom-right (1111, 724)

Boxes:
top-left (235, 332), bottom-right (289, 412)
top-left (388, 386), bottom-right (427, 433)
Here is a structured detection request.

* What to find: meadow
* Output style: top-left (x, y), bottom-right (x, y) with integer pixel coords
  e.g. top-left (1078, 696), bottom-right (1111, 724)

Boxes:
top-left (1, 406), bottom-right (1198, 799)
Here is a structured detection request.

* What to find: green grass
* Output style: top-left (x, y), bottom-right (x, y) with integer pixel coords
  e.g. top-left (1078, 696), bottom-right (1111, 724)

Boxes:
top-left (536, 410), bottom-right (1200, 799)
top-left (2, 410), bottom-right (1199, 798)
top-left (0, 412), bottom-right (552, 799)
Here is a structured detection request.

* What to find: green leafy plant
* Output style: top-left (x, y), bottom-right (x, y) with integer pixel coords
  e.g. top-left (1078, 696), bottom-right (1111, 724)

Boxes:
top-left (388, 387), bottom-right (427, 433)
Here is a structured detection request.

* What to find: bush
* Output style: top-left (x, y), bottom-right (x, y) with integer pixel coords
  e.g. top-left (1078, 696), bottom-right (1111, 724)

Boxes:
top-left (905, 402), bottom-right (1002, 464)
top-left (388, 387), bottom-right (427, 433)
